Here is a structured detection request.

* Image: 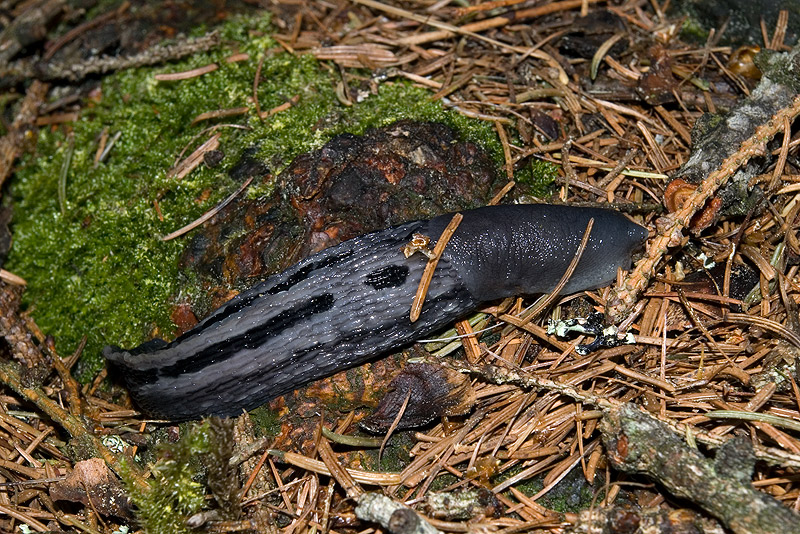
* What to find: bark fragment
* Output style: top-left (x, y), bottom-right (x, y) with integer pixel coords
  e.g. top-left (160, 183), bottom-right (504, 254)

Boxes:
top-left (601, 404), bottom-right (800, 534)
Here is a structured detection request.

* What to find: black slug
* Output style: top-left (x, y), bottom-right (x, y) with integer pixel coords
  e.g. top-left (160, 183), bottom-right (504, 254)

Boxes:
top-left (104, 204), bottom-right (647, 421)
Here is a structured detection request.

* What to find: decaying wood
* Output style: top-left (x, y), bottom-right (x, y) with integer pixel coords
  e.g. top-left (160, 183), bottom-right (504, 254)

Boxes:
top-left (0, 80), bottom-right (48, 190)
top-left (568, 506), bottom-right (725, 534)
top-left (356, 493), bottom-right (441, 534)
top-left (0, 0), bottom-right (65, 64)
top-left (36, 30), bottom-right (221, 82)
top-left (1, 31), bottom-right (220, 86)
top-left (602, 404), bottom-right (800, 534)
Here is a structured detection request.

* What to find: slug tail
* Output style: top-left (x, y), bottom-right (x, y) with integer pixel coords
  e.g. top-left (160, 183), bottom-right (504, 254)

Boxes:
top-left (103, 340), bottom-right (171, 415)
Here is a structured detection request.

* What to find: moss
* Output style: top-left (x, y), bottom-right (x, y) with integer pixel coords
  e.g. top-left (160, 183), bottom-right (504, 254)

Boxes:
top-left (354, 430), bottom-right (414, 473)
top-left (518, 159), bottom-right (559, 197)
top-left (672, 0), bottom-right (800, 47)
top-left (247, 406), bottom-right (282, 437)
top-left (756, 48), bottom-right (800, 92)
top-left (678, 15), bottom-right (711, 44)
top-left (428, 471), bottom-right (460, 492)
top-left (119, 422), bottom-right (210, 533)
top-left (504, 467), bottom-right (606, 514)
top-left (378, 436), bottom-right (414, 473)
top-left (6, 13), bottom-right (503, 378)
top-left (64, 433), bottom-right (104, 463)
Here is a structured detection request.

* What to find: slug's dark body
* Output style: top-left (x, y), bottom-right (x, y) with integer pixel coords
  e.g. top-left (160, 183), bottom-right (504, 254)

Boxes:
top-left (105, 205), bottom-right (647, 420)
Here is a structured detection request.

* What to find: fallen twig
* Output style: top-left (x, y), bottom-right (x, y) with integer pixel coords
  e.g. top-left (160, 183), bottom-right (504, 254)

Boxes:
top-left (0, 80), bottom-right (48, 188)
top-left (607, 86), bottom-right (800, 321)
top-left (602, 404), bottom-right (800, 534)
top-left (36, 31), bottom-right (220, 82)
top-left (356, 492), bottom-right (441, 534)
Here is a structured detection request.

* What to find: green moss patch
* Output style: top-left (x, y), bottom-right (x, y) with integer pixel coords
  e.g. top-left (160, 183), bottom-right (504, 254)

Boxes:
top-left (120, 422), bottom-right (210, 533)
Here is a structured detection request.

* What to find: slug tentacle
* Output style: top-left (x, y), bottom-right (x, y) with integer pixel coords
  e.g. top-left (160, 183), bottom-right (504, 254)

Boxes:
top-left (104, 204), bottom-right (647, 421)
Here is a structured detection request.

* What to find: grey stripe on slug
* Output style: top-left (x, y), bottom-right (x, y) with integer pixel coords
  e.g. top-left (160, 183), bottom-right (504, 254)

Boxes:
top-left (158, 293), bottom-right (336, 378)
top-left (104, 204), bottom-right (648, 421)
top-left (178, 249), bottom-right (357, 339)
